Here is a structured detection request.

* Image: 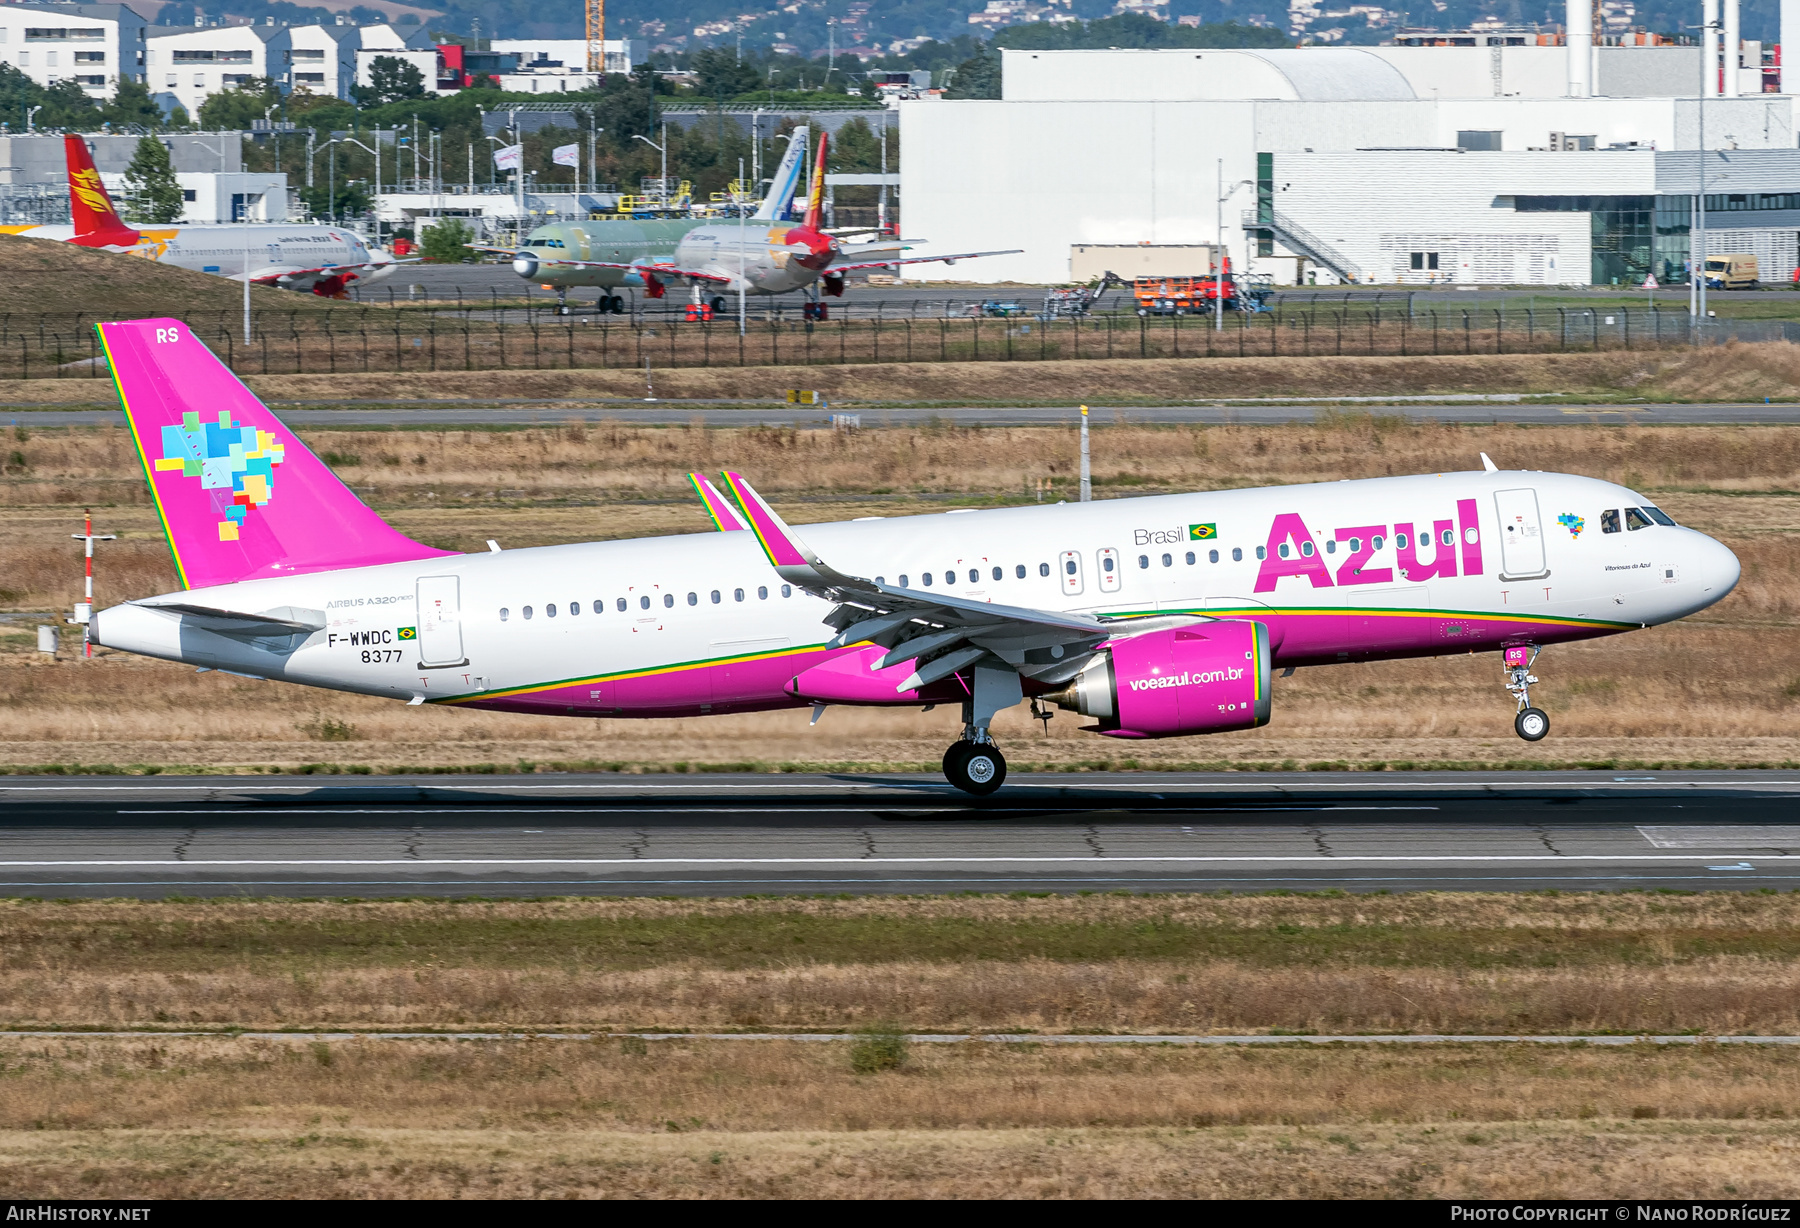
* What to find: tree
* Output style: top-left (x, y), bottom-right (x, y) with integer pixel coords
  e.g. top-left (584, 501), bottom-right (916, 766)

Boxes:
top-left (419, 217), bottom-right (475, 262)
top-left (692, 48), bottom-right (758, 100)
top-left (121, 136), bottom-right (184, 224)
top-left (100, 77), bottom-right (162, 129)
top-left (944, 45), bottom-right (999, 99)
top-left (196, 77), bottom-right (280, 130)
top-left (353, 56), bottom-right (426, 107)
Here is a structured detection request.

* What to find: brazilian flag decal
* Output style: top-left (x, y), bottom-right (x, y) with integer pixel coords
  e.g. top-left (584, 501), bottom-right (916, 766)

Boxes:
top-left (397, 626), bottom-right (417, 641)
top-left (1188, 523), bottom-right (1218, 541)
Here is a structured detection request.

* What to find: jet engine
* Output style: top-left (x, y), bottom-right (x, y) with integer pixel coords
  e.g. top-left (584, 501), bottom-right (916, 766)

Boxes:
top-left (1045, 621), bottom-right (1271, 739)
top-left (512, 252), bottom-right (540, 278)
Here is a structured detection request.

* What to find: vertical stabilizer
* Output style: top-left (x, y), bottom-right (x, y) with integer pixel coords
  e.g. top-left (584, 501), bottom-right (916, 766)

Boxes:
top-left (65, 135), bottom-right (141, 249)
top-left (752, 125), bottom-right (808, 221)
top-left (801, 130), bottom-right (829, 232)
top-left (98, 318), bottom-right (455, 591)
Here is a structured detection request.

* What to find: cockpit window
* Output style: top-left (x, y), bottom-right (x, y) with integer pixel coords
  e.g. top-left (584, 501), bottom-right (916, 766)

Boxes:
top-left (1600, 509), bottom-right (1621, 534)
top-left (1625, 507), bottom-right (1655, 531)
top-left (1641, 505), bottom-right (1677, 526)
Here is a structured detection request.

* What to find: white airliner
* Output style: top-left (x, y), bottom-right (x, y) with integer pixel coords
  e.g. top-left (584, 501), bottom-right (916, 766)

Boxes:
top-left (89, 317), bottom-right (1740, 793)
top-left (0, 136), bottom-right (404, 298)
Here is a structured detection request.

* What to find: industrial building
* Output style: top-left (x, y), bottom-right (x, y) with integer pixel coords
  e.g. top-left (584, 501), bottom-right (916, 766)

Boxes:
top-left (899, 13), bottom-right (1800, 288)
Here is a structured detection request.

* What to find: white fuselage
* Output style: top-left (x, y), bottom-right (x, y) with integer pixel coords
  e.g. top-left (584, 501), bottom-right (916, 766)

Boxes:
top-left (93, 471), bottom-right (1739, 720)
top-left (10, 224), bottom-right (381, 290)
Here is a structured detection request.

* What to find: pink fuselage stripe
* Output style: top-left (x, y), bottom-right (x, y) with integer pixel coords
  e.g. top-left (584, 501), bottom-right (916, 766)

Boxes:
top-left (456, 610), bottom-right (1621, 718)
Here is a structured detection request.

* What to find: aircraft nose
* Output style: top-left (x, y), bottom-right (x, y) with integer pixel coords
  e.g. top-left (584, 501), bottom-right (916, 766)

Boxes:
top-left (1694, 531), bottom-right (1741, 601)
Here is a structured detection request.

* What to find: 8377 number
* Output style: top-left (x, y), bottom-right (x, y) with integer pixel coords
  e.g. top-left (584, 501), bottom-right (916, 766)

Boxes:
top-left (361, 649), bottom-right (402, 664)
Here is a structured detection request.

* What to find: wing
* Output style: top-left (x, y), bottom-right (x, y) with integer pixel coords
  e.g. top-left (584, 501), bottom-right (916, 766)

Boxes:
top-left (688, 472), bottom-right (746, 531)
top-left (248, 262), bottom-right (367, 286)
top-left (466, 244), bottom-right (521, 256)
top-left (828, 248), bottom-right (1023, 274)
top-left (718, 470), bottom-right (1203, 694)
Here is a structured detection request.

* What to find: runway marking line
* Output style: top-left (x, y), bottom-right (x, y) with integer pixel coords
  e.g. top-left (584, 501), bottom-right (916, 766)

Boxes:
top-left (0, 854), bottom-right (1797, 867)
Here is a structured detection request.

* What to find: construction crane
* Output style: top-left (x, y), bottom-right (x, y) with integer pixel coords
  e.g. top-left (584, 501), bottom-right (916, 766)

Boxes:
top-left (587, 0), bottom-right (604, 72)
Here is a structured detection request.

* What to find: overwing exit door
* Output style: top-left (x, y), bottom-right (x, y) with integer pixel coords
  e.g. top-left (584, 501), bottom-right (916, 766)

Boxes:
top-left (1493, 488), bottom-right (1549, 580)
top-left (416, 575), bottom-right (467, 667)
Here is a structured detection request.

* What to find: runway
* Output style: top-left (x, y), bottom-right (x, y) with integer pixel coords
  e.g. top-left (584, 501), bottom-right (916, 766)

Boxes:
top-left (18, 401), bottom-right (1800, 428)
top-left (2, 770), bottom-right (1799, 898)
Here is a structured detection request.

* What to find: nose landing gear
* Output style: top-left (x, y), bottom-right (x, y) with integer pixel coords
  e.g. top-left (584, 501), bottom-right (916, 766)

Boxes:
top-left (1504, 644), bottom-right (1550, 741)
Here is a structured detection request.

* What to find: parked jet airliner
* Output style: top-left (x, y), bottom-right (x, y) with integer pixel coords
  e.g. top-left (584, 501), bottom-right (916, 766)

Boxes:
top-left (0, 137), bottom-right (403, 298)
top-left (488, 128), bottom-right (1017, 318)
top-left (89, 317), bottom-right (1739, 793)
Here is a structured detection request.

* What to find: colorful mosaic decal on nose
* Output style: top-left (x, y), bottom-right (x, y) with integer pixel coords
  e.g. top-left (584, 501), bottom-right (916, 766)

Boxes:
top-left (151, 409), bottom-right (287, 542)
top-left (1557, 513), bottom-right (1585, 538)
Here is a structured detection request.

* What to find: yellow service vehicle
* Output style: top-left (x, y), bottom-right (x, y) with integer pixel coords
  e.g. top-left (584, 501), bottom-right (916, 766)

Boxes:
top-left (1703, 253), bottom-right (1759, 290)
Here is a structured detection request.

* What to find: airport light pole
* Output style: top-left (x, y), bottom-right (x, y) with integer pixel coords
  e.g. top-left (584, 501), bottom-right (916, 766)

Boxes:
top-left (195, 136), bottom-right (253, 345)
top-left (25, 105), bottom-right (40, 134)
top-left (1215, 163), bottom-right (1255, 332)
top-left (340, 136), bottom-right (382, 249)
top-left (632, 126), bottom-right (668, 206)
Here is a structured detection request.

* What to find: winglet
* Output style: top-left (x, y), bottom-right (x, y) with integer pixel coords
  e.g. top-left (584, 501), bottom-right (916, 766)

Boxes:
top-left (1480, 452), bottom-right (1499, 472)
top-left (689, 472), bottom-right (746, 531)
top-left (720, 471), bottom-right (814, 568)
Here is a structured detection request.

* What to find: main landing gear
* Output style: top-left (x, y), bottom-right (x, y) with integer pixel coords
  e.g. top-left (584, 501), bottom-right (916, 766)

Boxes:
top-left (940, 667), bottom-right (1023, 795)
top-left (1504, 644), bottom-right (1550, 742)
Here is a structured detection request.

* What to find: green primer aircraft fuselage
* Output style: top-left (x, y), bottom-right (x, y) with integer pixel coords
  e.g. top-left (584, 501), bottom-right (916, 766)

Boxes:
top-left (507, 219), bottom-right (707, 295)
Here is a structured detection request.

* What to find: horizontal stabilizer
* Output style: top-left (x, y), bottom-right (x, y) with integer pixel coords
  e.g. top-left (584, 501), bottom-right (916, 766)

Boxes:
top-left (131, 600), bottom-right (326, 635)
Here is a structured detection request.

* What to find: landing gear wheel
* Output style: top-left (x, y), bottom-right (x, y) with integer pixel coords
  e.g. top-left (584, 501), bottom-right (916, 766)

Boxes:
top-left (945, 742), bottom-right (1006, 796)
top-left (709, 295), bottom-right (727, 315)
top-left (608, 295), bottom-right (625, 314)
top-left (1515, 707), bottom-right (1550, 742)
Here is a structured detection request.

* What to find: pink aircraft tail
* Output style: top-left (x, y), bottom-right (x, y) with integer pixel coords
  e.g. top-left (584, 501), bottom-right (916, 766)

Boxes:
top-left (97, 318), bottom-right (455, 592)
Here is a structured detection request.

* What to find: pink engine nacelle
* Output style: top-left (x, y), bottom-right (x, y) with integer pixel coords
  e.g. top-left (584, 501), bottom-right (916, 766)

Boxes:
top-left (1051, 621), bottom-right (1272, 739)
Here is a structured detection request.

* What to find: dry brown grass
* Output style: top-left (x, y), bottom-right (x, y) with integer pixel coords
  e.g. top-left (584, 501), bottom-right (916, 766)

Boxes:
top-left (0, 1041), bottom-right (1795, 1197)
top-left (7, 339), bottom-right (1800, 405)
top-left (0, 895), bottom-right (1795, 1035)
top-left (5, 419), bottom-right (1800, 771)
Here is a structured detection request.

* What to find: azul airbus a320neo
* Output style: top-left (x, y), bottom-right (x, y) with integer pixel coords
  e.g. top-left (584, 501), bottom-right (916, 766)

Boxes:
top-left (88, 318), bottom-right (1739, 793)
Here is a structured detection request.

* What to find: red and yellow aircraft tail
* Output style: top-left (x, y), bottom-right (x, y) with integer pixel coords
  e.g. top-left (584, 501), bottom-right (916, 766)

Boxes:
top-left (801, 130), bottom-right (828, 232)
top-left (65, 135), bottom-right (142, 249)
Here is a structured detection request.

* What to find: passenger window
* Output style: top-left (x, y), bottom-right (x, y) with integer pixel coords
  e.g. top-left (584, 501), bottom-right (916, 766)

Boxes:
top-left (946, 571), bottom-right (957, 586)
top-left (1233, 548), bottom-right (1243, 561)
top-left (1162, 553), bottom-right (1172, 567)
top-left (546, 603), bottom-right (557, 618)
top-left (992, 566), bottom-right (1003, 581)
top-left (922, 572), bottom-right (933, 587)
top-left (640, 596), bottom-right (650, 609)
top-left (523, 606), bottom-right (534, 620)
top-left (1254, 547), bottom-right (1265, 560)
top-left (569, 602), bottom-right (579, 616)
top-left (1301, 541), bottom-right (1314, 557)
top-left (1625, 507), bottom-right (1654, 531)
top-left (1372, 535), bottom-right (1385, 550)
top-left (664, 593), bottom-right (675, 608)
top-left (687, 592), bottom-right (698, 605)
top-left (968, 569), bottom-right (978, 584)
top-left (781, 585), bottom-right (792, 597)
top-left (499, 608), bottom-right (509, 622)
top-left (1064, 560), bottom-right (1076, 575)
top-left (1103, 556), bottom-right (1115, 573)
top-left (1016, 564), bottom-right (1026, 578)
top-left (617, 598), bottom-right (627, 612)
top-left (710, 590), bottom-right (721, 604)
top-left (1185, 551), bottom-right (1195, 565)
top-left (758, 586), bottom-right (769, 599)
top-left (734, 588), bottom-right (744, 602)
top-left (898, 575), bottom-right (909, 588)
top-left (1209, 550), bottom-right (1219, 563)
top-left (1325, 540), bottom-right (1337, 554)
top-left (1137, 554), bottom-right (1149, 569)
top-left (1441, 528), bottom-right (1455, 546)
top-left (1396, 532), bottom-right (1409, 549)
top-left (1278, 544), bottom-right (1290, 559)
top-left (1039, 563), bottom-right (1050, 576)
top-left (1348, 537), bottom-right (1361, 552)
top-left (1601, 509), bottom-right (1621, 534)
top-left (593, 600), bottom-right (604, 614)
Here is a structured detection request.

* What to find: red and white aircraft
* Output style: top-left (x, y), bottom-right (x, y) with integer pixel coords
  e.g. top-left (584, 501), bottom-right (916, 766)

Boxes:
top-left (89, 317), bottom-right (1738, 793)
top-left (0, 136), bottom-right (404, 298)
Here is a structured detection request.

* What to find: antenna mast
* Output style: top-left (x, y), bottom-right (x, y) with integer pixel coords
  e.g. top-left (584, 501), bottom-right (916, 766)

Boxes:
top-left (587, 0), bottom-right (605, 72)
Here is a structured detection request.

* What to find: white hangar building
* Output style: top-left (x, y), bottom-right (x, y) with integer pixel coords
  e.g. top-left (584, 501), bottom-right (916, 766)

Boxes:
top-left (898, 30), bottom-right (1800, 287)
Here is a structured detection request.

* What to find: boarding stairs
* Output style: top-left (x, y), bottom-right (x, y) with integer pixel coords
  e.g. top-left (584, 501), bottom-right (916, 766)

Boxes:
top-left (1241, 208), bottom-right (1365, 285)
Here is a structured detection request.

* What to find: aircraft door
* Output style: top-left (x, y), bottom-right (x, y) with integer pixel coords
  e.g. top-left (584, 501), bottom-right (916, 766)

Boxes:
top-left (1058, 550), bottom-right (1084, 596)
top-left (416, 575), bottom-right (467, 667)
top-left (1493, 488), bottom-right (1549, 580)
top-left (1097, 547), bottom-right (1122, 593)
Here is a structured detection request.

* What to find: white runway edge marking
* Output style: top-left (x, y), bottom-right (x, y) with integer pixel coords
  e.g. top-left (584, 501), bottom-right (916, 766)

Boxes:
top-left (115, 805), bottom-right (1443, 816)
top-left (12, 779), bottom-right (1800, 793)
top-left (4, 1030), bottom-right (1798, 1046)
top-left (1639, 826), bottom-right (1800, 847)
top-left (2, 854), bottom-right (1799, 867)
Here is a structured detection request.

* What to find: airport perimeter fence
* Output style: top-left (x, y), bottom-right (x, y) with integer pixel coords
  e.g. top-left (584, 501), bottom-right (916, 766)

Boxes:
top-left (0, 304), bottom-right (1742, 381)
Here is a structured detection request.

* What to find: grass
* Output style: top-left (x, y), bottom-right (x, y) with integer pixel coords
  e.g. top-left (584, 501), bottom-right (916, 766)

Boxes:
top-left (0, 895), bottom-right (1794, 1195)
top-left (0, 896), bottom-right (1795, 1035)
